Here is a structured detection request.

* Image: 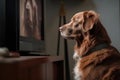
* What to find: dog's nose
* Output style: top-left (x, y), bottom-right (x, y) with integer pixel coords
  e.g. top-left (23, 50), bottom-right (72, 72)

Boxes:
top-left (59, 27), bottom-right (65, 32)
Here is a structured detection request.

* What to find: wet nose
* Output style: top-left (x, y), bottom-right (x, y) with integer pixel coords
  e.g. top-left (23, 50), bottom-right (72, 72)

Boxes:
top-left (59, 26), bottom-right (66, 32)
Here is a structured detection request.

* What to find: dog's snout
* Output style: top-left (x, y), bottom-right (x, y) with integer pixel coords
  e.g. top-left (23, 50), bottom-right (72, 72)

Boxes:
top-left (68, 28), bottom-right (73, 35)
top-left (59, 26), bottom-right (66, 32)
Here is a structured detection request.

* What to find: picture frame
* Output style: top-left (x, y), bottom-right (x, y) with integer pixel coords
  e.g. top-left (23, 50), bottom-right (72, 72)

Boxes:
top-left (20, 0), bottom-right (44, 40)
top-left (6, 0), bottom-right (45, 55)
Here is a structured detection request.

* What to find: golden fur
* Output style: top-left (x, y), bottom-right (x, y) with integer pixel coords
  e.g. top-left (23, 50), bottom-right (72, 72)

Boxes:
top-left (59, 10), bottom-right (120, 80)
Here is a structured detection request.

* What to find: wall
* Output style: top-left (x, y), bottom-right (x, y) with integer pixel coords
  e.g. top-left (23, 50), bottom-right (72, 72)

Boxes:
top-left (44, 0), bottom-right (120, 79)
top-left (0, 0), bottom-right (5, 47)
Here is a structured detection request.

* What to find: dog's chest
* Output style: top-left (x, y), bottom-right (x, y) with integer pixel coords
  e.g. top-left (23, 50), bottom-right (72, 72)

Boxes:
top-left (73, 52), bottom-right (82, 80)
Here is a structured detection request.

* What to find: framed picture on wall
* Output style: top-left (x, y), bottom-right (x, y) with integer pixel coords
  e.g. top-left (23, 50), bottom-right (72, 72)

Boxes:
top-left (19, 0), bottom-right (45, 54)
top-left (6, 0), bottom-right (45, 55)
top-left (20, 0), bottom-right (44, 40)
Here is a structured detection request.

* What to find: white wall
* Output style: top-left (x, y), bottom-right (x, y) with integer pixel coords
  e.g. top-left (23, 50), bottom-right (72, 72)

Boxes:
top-left (44, 0), bottom-right (120, 79)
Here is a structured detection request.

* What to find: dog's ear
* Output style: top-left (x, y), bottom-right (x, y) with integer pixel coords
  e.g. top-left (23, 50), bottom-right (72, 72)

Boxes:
top-left (82, 10), bottom-right (99, 32)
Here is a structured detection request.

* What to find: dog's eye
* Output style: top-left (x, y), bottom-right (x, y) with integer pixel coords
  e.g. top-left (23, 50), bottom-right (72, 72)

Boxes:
top-left (75, 23), bottom-right (79, 28)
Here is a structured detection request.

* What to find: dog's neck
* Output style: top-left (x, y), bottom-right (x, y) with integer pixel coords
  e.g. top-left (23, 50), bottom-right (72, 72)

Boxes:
top-left (75, 33), bottom-right (96, 57)
top-left (74, 20), bottom-right (111, 57)
top-left (82, 43), bottom-right (109, 57)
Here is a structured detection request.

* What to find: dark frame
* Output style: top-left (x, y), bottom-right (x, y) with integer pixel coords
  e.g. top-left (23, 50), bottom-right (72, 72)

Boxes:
top-left (5, 0), bottom-right (45, 54)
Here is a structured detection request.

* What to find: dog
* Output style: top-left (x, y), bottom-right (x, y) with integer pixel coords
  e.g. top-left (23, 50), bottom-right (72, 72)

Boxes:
top-left (59, 10), bottom-right (120, 80)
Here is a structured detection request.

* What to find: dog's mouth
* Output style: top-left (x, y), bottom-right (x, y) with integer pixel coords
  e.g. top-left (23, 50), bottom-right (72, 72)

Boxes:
top-left (59, 26), bottom-right (84, 44)
top-left (60, 30), bottom-right (84, 47)
top-left (60, 34), bottom-right (75, 40)
top-left (60, 31), bottom-right (82, 40)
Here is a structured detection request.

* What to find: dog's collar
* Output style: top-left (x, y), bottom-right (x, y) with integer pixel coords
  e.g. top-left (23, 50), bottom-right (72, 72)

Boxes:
top-left (82, 43), bottom-right (109, 57)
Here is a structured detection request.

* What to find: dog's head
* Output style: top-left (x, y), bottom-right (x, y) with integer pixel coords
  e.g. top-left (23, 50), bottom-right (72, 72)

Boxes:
top-left (59, 10), bottom-right (99, 40)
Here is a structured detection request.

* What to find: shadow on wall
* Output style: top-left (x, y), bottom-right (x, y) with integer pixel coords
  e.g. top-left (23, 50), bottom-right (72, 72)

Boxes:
top-left (49, 0), bottom-right (97, 22)
top-left (50, 0), bottom-right (83, 5)
top-left (50, 0), bottom-right (97, 10)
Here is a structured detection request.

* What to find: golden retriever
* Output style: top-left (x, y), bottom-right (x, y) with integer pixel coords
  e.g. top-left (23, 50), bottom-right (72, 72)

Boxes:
top-left (59, 10), bottom-right (120, 80)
